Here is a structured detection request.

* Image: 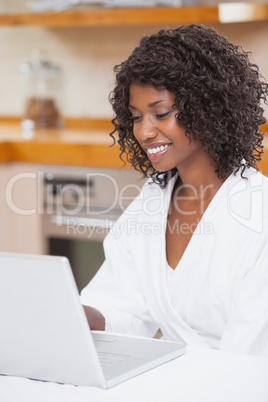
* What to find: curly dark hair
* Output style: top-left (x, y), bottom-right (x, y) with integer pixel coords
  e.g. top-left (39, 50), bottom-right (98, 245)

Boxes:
top-left (109, 24), bottom-right (268, 188)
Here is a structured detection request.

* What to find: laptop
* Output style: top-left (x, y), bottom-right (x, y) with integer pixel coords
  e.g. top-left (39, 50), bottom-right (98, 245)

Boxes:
top-left (0, 252), bottom-right (186, 388)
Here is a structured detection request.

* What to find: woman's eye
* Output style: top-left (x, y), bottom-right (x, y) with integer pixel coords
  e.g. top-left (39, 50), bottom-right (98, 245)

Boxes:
top-left (155, 111), bottom-right (170, 119)
top-left (130, 115), bottom-right (142, 122)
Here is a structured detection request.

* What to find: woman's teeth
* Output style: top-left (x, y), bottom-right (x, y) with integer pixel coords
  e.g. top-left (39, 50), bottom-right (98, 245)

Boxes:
top-left (147, 144), bottom-right (169, 154)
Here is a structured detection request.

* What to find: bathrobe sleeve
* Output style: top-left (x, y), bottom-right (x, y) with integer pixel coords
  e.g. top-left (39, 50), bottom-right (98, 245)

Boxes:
top-left (80, 199), bottom-right (159, 338)
top-left (219, 232), bottom-right (268, 356)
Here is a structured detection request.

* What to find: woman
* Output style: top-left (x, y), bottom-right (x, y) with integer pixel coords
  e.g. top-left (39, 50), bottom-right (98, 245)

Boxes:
top-left (81, 24), bottom-right (268, 356)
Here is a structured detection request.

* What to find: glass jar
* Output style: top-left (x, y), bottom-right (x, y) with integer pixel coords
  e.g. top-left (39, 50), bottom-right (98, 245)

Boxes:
top-left (20, 50), bottom-right (63, 129)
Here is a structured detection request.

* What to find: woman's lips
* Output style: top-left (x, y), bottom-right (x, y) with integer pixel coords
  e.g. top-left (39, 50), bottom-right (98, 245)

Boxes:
top-left (146, 143), bottom-right (171, 163)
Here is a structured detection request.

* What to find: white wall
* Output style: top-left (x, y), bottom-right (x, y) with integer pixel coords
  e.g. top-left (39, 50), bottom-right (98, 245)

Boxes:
top-left (0, 1), bottom-right (268, 118)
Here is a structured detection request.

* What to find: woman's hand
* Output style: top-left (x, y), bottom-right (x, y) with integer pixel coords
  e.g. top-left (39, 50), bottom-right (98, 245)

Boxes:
top-left (83, 305), bottom-right (105, 331)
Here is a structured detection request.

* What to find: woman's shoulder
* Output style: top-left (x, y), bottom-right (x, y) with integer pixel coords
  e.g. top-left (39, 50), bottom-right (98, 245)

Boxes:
top-left (229, 166), bottom-right (268, 190)
top-left (240, 166), bottom-right (268, 193)
top-left (228, 167), bottom-right (268, 230)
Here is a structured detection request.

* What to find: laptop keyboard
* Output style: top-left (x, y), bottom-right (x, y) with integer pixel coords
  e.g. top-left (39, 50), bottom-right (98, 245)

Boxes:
top-left (98, 351), bottom-right (130, 368)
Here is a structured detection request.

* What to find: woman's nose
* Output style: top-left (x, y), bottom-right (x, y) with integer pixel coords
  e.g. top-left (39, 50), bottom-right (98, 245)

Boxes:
top-left (137, 117), bottom-right (157, 140)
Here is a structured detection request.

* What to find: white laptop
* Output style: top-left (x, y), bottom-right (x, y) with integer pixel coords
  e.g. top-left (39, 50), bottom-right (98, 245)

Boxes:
top-left (0, 252), bottom-right (185, 388)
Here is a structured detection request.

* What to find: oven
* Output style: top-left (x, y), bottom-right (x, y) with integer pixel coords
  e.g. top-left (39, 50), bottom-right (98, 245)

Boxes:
top-left (41, 165), bottom-right (146, 292)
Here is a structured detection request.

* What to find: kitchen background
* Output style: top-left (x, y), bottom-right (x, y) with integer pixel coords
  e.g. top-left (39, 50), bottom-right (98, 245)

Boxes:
top-left (0, 0), bottom-right (268, 290)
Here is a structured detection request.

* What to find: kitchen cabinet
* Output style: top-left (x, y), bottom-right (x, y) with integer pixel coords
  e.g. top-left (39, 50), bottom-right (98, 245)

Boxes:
top-left (0, 163), bottom-right (45, 254)
top-left (0, 120), bottom-right (125, 254)
top-left (0, 117), bottom-right (129, 254)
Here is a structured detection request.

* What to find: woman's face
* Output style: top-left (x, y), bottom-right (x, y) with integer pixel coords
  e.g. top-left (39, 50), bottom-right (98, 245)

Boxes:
top-left (129, 83), bottom-right (204, 173)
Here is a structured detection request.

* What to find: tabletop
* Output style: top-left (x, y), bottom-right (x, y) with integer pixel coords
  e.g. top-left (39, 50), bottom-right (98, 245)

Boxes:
top-left (1, 346), bottom-right (268, 402)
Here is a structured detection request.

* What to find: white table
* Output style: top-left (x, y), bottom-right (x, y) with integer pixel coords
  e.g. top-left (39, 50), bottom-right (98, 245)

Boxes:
top-left (1, 346), bottom-right (268, 402)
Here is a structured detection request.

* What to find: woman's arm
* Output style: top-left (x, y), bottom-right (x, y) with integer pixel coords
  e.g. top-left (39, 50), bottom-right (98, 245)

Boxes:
top-left (83, 305), bottom-right (105, 331)
top-left (80, 181), bottom-right (159, 338)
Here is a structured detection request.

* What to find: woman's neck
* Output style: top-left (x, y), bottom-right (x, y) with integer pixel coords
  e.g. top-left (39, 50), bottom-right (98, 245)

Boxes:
top-left (175, 153), bottom-right (227, 203)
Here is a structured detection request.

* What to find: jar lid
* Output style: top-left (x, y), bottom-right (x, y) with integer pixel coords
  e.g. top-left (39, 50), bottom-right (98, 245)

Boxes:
top-left (19, 49), bottom-right (61, 77)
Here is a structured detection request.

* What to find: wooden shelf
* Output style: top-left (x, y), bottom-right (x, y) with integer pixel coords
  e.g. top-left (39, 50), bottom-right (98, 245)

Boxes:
top-left (0, 118), bottom-right (267, 172)
top-left (0, 3), bottom-right (268, 28)
top-left (0, 119), bottom-right (124, 168)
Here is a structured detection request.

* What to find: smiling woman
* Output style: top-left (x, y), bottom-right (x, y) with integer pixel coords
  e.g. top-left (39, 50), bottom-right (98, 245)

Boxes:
top-left (128, 83), bottom-right (204, 173)
top-left (81, 25), bottom-right (268, 358)
top-left (109, 24), bottom-right (267, 188)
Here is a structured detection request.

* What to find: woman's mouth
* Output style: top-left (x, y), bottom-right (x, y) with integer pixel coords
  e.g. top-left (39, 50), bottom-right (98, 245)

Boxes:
top-left (146, 144), bottom-right (171, 163)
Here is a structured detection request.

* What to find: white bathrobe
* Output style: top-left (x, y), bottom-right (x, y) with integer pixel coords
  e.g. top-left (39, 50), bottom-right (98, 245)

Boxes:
top-left (81, 166), bottom-right (268, 357)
